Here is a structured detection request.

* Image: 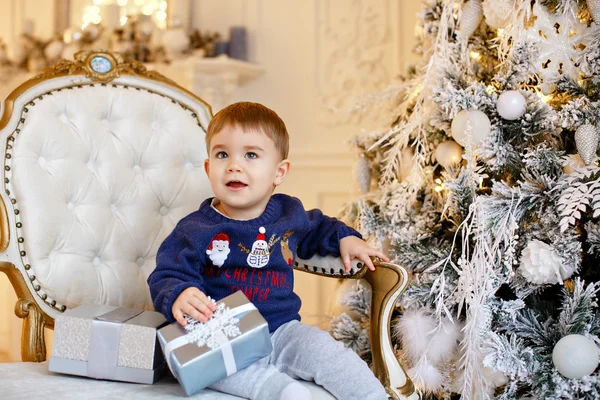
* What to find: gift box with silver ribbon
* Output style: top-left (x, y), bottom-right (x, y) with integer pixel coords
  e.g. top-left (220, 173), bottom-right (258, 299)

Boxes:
top-left (158, 291), bottom-right (272, 396)
top-left (49, 304), bottom-right (168, 384)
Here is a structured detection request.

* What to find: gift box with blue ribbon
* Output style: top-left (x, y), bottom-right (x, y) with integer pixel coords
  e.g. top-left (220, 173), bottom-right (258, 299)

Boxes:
top-left (49, 304), bottom-right (168, 384)
top-left (158, 291), bottom-right (272, 396)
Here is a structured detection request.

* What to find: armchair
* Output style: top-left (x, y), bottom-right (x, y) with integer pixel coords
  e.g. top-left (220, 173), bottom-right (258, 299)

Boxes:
top-left (0, 50), bottom-right (416, 400)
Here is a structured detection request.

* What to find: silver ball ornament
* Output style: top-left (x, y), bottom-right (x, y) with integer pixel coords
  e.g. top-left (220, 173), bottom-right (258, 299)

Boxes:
top-left (435, 140), bottom-right (464, 168)
top-left (451, 109), bottom-right (492, 148)
top-left (575, 124), bottom-right (599, 165)
top-left (552, 334), bottom-right (599, 379)
top-left (497, 90), bottom-right (527, 120)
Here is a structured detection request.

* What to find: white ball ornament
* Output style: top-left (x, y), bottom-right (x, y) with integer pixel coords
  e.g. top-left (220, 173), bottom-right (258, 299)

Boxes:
top-left (44, 39), bottom-right (65, 63)
top-left (497, 90), bottom-right (527, 120)
top-left (552, 334), bottom-right (599, 379)
top-left (435, 140), bottom-right (464, 168)
top-left (451, 109), bottom-right (492, 147)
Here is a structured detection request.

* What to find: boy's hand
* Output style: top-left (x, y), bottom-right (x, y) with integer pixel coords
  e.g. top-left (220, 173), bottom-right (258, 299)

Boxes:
top-left (172, 287), bottom-right (217, 326)
top-left (339, 236), bottom-right (390, 272)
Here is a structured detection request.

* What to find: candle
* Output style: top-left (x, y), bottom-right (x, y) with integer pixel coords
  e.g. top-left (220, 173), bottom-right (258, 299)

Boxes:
top-left (228, 26), bottom-right (247, 60)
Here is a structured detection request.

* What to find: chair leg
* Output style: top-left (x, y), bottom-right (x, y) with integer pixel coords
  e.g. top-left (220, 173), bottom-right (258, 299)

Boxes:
top-left (0, 261), bottom-right (48, 362)
top-left (364, 262), bottom-right (416, 399)
top-left (15, 298), bottom-right (46, 362)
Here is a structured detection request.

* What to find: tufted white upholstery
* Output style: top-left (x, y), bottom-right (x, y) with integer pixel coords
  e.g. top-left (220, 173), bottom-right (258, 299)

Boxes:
top-left (7, 83), bottom-right (213, 312)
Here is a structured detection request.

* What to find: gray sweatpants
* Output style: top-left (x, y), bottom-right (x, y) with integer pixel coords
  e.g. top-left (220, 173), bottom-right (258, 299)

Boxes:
top-left (208, 320), bottom-right (388, 400)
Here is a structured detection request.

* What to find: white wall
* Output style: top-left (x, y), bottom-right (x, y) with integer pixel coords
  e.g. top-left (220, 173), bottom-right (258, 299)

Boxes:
top-left (0, 0), bottom-right (421, 361)
top-left (190, 0), bottom-right (421, 326)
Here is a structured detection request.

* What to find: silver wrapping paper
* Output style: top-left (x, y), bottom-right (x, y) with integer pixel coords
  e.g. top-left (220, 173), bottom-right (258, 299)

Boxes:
top-left (158, 291), bottom-right (272, 396)
top-left (49, 304), bottom-right (168, 384)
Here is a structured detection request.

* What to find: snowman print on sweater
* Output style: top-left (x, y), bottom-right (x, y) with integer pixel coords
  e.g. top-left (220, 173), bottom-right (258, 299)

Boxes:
top-left (245, 227), bottom-right (270, 268)
top-left (238, 227), bottom-right (295, 268)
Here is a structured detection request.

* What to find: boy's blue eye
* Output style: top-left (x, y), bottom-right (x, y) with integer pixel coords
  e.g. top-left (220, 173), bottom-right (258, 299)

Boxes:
top-left (216, 151), bottom-right (228, 159)
top-left (246, 152), bottom-right (258, 159)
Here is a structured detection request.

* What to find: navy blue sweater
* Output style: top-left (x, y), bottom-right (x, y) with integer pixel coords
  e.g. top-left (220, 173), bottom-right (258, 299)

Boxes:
top-left (148, 194), bottom-right (361, 333)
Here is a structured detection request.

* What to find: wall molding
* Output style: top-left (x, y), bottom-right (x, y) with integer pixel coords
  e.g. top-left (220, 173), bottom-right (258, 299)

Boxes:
top-left (291, 150), bottom-right (355, 168)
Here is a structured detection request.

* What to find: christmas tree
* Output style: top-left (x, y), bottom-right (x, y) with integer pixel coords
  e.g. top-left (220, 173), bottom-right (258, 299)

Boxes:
top-left (330, 1), bottom-right (600, 399)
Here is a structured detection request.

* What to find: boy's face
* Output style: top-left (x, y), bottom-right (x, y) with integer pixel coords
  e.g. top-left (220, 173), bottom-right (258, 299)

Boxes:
top-left (204, 124), bottom-right (290, 220)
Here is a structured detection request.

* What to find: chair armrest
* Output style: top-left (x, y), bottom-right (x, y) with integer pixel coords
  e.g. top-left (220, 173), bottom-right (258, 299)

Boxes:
top-left (295, 256), bottom-right (416, 399)
top-left (294, 255), bottom-right (367, 278)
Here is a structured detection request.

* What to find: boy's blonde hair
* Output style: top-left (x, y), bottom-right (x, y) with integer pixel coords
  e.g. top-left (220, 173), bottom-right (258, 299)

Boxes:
top-left (206, 102), bottom-right (289, 160)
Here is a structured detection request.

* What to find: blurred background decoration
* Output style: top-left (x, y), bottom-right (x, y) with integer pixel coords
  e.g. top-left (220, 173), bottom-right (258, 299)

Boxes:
top-left (0, 0), bottom-right (230, 78)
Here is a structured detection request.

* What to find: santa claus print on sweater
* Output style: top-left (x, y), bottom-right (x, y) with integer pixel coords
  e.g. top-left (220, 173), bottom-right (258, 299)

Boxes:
top-left (206, 232), bottom-right (231, 267)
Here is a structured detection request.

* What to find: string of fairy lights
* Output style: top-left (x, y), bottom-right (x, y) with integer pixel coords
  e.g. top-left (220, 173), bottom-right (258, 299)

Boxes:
top-left (78, 0), bottom-right (168, 29)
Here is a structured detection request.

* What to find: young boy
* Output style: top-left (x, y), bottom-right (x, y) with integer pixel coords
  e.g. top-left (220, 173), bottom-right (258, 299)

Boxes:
top-left (148, 102), bottom-right (389, 400)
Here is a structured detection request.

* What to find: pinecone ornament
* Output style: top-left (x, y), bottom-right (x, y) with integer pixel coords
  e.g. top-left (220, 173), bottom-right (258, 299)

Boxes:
top-left (588, 0), bottom-right (600, 23)
top-left (355, 154), bottom-right (372, 194)
top-left (575, 124), bottom-right (599, 165)
top-left (458, 0), bottom-right (483, 40)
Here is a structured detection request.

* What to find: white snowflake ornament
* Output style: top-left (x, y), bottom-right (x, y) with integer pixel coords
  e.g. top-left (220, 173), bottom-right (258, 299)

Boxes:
top-left (588, 0), bottom-right (600, 24)
top-left (526, 3), bottom-right (599, 84)
top-left (184, 299), bottom-right (242, 349)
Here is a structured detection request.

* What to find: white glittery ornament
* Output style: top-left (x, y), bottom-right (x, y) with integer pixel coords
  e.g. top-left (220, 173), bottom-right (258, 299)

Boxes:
top-left (482, 0), bottom-right (513, 29)
top-left (575, 124), bottom-right (599, 165)
top-left (458, 0), bottom-right (483, 40)
top-left (496, 90), bottom-right (527, 120)
top-left (553, 334), bottom-right (600, 379)
top-left (435, 140), bottom-right (464, 168)
top-left (450, 109), bottom-right (492, 148)
top-left (588, 0), bottom-right (600, 24)
top-left (355, 155), bottom-right (371, 194)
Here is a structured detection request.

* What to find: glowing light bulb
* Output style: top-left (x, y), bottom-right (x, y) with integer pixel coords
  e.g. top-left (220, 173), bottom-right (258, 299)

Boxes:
top-left (142, 5), bottom-right (154, 15)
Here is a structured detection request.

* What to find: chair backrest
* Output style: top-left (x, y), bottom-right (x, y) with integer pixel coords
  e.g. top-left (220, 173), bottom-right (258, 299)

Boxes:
top-left (0, 50), bottom-right (213, 321)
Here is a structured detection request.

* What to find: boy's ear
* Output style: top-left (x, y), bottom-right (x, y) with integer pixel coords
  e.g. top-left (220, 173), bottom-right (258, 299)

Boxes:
top-left (274, 159), bottom-right (291, 186)
top-left (204, 159), bottom-right (210, 176)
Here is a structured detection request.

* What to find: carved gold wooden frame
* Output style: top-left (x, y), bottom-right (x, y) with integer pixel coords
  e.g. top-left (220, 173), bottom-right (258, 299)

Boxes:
top-left (294, 260), bottom-right (415, 398)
